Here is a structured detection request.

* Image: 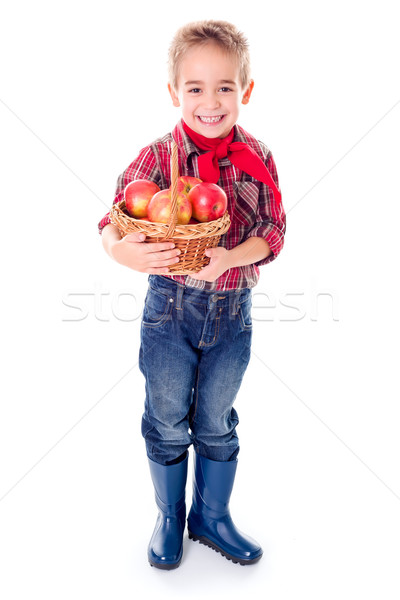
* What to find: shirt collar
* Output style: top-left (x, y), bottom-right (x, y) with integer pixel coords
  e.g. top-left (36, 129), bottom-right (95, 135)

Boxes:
top-left (172, 119), bottom-right (199, 164)
top-left (172, 119), bottom-right (244, 167)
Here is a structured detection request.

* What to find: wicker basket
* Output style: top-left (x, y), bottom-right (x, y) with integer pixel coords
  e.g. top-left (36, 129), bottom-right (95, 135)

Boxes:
top-left (109, 141), bottom-right (231, 275)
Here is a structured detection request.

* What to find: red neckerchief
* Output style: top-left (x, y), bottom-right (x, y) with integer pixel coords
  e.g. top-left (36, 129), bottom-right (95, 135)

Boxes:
top-left (182, 120), bottom-right (281, 204)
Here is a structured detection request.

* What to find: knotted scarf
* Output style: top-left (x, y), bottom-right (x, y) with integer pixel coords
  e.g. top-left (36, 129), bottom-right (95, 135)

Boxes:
top-left (182, 120), bottom-right (281, 204)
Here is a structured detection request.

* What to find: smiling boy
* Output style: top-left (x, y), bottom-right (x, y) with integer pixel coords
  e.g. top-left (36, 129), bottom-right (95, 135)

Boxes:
top-left (99, 20), bottom-right (286, 569)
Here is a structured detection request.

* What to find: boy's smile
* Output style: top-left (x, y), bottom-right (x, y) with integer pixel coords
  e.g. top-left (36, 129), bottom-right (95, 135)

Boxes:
top-left (169, 42), bottom-right (254, 139)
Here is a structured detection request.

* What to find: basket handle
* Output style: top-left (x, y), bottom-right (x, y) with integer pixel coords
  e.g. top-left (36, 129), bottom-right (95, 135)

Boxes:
top-left (165, 140), bottom-right (179, 239)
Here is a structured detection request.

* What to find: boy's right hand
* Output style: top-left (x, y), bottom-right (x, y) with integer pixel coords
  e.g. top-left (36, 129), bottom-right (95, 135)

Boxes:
top-left (102, 224), bottom-right (181, 274)
top-left (109, 231), bottom-right (181, 274)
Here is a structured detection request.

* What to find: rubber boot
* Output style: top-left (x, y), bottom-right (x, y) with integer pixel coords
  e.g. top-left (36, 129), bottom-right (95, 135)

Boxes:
top-left (147, 454), bottom-right (188, 569)
top-left (187, 453), bottom-right (263, 565)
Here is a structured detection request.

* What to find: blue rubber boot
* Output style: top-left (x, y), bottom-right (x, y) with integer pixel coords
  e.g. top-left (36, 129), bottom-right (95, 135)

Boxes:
top-left (187, 453), bottom-right (263, 565)
top-left (147, 454), bottom-right (188, 570)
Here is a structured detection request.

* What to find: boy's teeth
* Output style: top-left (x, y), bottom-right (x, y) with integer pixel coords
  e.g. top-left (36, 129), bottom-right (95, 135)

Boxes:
top-left (198, 116), bottom-right (223, 123)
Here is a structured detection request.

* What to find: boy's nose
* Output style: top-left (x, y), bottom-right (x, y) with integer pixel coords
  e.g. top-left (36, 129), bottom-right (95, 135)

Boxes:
top-left (203, 93), bottom-right (221, 109)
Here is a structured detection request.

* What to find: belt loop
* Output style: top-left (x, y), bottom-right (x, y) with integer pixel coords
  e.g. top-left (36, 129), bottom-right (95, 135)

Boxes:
top-left (176, 284), bottom-right (184, 310)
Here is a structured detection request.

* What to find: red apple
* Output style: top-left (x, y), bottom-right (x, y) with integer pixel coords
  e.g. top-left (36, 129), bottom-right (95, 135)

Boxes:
top-left (147, 189), bottom-right (192, 225)
top-left (177, 175), bottom-right (202, 196)
top-left (124, 179), bottom-right (160, 218)
top-left (188, 182), bottom-right (228, 222)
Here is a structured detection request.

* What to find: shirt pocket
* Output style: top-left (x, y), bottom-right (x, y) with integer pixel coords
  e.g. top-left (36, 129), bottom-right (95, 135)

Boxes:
top-left (233, 181), bottom-right (260, 227)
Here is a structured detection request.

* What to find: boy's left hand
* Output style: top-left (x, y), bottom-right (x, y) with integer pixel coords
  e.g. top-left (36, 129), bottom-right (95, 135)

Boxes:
top-left (190, 247), bottom-right (230, 282)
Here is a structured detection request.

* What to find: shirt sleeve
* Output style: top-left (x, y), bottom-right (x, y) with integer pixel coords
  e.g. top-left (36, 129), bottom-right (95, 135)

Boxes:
top-left (97, 145), bottom-right (161, 234)
top-left (246, 152), bottom-right (286, 265)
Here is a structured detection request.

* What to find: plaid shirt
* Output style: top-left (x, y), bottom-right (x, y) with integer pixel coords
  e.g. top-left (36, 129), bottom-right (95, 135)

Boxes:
top-left (98, 119), bottom-right (286, 291)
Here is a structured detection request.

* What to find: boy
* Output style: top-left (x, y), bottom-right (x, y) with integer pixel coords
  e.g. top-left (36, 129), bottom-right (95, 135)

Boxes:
top-left (99, 20), bottom-right (285, 569)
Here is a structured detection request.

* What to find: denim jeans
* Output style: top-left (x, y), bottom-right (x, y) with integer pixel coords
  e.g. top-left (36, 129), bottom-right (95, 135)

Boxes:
top-left (139, 275), bottom-right (253, 465)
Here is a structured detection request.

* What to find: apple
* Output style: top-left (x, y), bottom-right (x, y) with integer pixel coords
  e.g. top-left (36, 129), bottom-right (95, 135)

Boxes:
top-left (188, 182), bottom-right (228, 222)
top-left (124, 179), bottom-right (160, 218)
top-left (177, 175), bottom-right (202, 196)
top-left (147, 189), bottom-right (192, 225)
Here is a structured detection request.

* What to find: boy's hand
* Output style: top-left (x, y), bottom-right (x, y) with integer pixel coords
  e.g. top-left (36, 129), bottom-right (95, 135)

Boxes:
top-left (190, 247), bottom-right (230, 282)
top-left (189, 237), bottom-right (271, 282)
top-left (104, 227), bottom-right (181, 274)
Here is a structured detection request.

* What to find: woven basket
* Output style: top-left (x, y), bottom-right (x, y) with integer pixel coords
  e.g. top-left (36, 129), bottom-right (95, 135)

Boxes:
top-left (109, 141), bottom-right (231, 275)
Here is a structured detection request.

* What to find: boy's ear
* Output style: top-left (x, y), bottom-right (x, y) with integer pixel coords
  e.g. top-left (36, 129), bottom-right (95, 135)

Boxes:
top-left (241, 80), bottom-right (254, 105)
top-left (168, 83), bottom-right (180, 107)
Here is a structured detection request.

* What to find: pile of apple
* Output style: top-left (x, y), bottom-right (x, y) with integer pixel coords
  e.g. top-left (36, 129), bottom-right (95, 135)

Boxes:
top-left (124, 176), bottom-right (227, 225)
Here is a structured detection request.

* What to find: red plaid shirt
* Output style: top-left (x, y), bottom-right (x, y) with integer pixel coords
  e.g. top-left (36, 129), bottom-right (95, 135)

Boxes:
top-left (98, 119), bottom-right (286, 291)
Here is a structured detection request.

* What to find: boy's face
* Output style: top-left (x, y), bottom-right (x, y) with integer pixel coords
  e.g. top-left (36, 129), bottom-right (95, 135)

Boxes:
top-left (169, 42), bottom-right (254, 139)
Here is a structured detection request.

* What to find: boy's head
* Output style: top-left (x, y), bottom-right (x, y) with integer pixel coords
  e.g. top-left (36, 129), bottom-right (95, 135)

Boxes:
top-left (168, 20), bottom-right (251, 92)
top-left (168, 20), bottom-right (254, 138)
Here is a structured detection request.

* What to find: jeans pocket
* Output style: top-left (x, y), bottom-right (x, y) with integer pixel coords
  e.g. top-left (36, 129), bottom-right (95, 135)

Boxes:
top-left (238, 296), bottom-right (253, 331)
top-left (142, 287), bottom-right (173, 328)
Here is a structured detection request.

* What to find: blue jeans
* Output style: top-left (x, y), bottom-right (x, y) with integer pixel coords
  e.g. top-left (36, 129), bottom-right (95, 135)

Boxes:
top-left (139, 275), bottom-right (253, 465)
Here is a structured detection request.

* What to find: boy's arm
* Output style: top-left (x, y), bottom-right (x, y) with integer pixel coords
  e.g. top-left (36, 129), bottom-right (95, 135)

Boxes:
top-left (190, 237), bottom-right (271, 283)
top-left (246, 152), bottom-right (286, 266)
top-left (101, 223), bottom-right (181, 274)
top-left (225, 236), bottom-right (271, 266)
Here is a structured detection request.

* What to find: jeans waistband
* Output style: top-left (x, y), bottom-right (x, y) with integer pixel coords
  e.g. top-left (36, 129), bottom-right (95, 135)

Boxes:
top-left (148, 275), bottom-right (251, 314)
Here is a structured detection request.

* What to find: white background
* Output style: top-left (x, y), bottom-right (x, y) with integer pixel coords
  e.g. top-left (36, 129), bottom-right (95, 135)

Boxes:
top-left (1, 0), bottom-right (400, 598)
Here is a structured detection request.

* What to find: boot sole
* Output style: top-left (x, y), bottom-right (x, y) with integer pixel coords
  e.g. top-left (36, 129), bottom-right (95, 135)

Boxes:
top-left (149, 557), bottom-right (182, 570)
top-left (188, 531), bottom-right (262, 566)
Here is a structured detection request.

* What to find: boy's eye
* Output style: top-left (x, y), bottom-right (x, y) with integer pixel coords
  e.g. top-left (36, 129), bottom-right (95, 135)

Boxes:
top-left (188, 88), bottom-right (201, 94)
top-left (219, 87), bottom-right (233, 93)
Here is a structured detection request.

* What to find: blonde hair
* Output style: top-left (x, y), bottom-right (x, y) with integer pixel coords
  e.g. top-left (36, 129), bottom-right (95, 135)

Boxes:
top-left (168, 20), bottom-right (251, 91)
